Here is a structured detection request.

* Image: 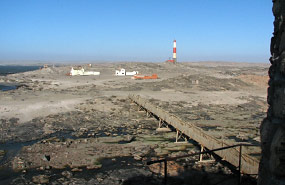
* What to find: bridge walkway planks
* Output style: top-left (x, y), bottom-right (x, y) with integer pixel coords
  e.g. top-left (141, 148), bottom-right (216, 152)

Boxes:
top-left (129, 94), bottom-right (259, 175)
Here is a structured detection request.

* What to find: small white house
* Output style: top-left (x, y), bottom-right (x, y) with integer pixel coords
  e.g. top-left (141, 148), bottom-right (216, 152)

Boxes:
top-left (71, 67), bottom-right (84, 76)
top-left (115, 68), bottom-right (126, 76)
top-left (115, 68), bottom-right (138, 76)
top-left (70, 67), bottom-right (100, 76)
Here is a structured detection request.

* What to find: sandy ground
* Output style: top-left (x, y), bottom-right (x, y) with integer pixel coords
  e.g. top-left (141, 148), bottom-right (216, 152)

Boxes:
top-left (0, 62), bottom-right (268, 123)
top-left (0, 62), bottom-right (269, 149)
top-left (0, 62), bottom-right (269, 185)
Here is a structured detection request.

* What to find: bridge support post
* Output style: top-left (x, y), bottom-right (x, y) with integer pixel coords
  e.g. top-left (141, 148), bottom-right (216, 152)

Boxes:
top-left (158, 118), bottom-right (162, 128)
top-left (175, 130), bottom-right (187, 143)
top-left (199, 145), bottom-right (204, 162)
top-left (138, 106), bottom-right (144, 112)
top-left (199, 145), bottom-right (214, 163)
top-left (146, 111), bottom-right (150, 117)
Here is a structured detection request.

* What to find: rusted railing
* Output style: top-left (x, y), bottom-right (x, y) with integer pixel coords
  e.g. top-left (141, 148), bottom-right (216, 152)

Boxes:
top-left (147, 143), bottom-right (258, 185)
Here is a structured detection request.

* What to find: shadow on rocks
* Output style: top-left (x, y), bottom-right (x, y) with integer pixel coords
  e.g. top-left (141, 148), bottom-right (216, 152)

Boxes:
top-left (122, 175), bottom-right (163, 185)
top-left (122, 171), bottom-right (257, 185)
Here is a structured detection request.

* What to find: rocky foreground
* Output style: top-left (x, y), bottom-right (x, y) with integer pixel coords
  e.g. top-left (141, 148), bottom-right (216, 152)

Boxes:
top-left (0, 62), bottom-right (268, 184)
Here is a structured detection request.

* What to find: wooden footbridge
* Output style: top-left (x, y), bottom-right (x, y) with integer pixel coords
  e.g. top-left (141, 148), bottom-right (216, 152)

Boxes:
top-left (129, 94), bottom-right (259, 175)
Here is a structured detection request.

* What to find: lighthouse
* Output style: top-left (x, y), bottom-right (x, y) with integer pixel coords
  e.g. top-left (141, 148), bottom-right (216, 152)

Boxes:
top-left (166, 40), bottom-right (177, 63)
top-left (173, 40), bottom-right (177, 63)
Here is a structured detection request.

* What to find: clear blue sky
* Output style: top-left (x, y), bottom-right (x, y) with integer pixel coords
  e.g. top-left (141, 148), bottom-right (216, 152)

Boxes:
top-left (0, 0), bottom-right (274, 63)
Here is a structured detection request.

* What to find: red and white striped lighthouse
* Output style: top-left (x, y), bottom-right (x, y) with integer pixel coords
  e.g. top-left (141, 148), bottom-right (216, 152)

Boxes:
top-left (173, 40), bottom-right (177, 63)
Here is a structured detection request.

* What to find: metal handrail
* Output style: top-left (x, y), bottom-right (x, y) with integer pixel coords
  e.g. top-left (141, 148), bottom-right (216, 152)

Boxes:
top-left (146, 143), bottom-right (259, 185)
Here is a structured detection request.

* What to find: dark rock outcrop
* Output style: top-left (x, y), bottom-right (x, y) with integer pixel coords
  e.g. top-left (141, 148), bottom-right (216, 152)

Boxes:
top-left (258, 1), bottom-right (285, 184)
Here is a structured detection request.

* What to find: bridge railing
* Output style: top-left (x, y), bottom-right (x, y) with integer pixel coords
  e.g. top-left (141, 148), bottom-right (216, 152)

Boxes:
top-left (146, 143), bottom-right (259, 185)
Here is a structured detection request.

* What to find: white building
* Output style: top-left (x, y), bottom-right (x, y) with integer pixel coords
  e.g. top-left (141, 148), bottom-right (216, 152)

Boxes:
top-left (71, 67), bottom-right (84, 76)
top-left (115, 68), bottom-right (126, 76)
top-left (115, 68), bottom-right (138, 76)
top-left (70, 67), bottom-right (100, 76)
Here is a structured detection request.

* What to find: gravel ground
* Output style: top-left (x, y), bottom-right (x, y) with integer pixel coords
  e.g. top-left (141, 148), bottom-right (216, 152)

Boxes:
top-left (0, 62), bottom-right (268, 184)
